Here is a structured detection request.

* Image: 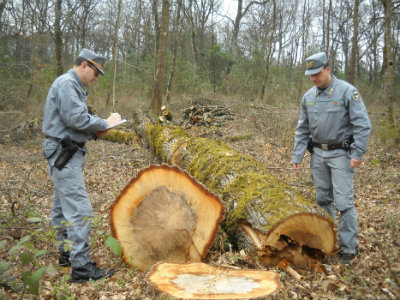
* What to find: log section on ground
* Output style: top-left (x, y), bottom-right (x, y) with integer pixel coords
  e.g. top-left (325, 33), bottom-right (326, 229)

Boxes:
top-left (144, 125), bottom-right (336, 269)
top-left (110, 164), bottom-right (225, 271)
top-left (146, 262), bottom-right (281, 299)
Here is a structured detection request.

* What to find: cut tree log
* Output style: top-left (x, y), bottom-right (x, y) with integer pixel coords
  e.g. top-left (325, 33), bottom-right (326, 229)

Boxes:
top-left (146, 262), bottom-right (281, 299)
top-left (143, 125), bottom-right (336, 269)
top-left (110, 164), bottom-right (224, 271)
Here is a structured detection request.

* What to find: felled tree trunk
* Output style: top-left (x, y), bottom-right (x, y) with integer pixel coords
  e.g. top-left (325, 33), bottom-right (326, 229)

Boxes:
top-left (144, 125), bottom-right (336, 269)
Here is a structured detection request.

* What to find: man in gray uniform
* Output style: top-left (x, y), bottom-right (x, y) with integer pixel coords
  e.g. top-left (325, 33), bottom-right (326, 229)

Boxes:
top-left (291, 52), bottom-right (371, 264)
top-left (42, 49), bottom-right (122, 282)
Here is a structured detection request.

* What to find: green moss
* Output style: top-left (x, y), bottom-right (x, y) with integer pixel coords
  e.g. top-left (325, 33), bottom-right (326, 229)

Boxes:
top-left (103, 130), bottom-right (137, 144)
top-left (145, 125), bottom-right (319, 232)
top-left (221, 173), bottom-right (315, 229)
top-left (186, 138), bottom-right (265, 189)
top-left (146, 125), bottom-right (191, 161)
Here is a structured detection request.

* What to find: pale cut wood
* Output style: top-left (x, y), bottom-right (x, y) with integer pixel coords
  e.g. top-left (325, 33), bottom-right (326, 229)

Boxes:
top-left (146, 262), bottom-right (281, 299)
top-left (110, 165), bottom-right (224, 271)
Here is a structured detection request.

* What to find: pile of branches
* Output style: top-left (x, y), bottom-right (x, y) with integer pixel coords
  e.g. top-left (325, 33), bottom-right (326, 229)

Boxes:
top-left (180, 105), bottom-right (234, 128)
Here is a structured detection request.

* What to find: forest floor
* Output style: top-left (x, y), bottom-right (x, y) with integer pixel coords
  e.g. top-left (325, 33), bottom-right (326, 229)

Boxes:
top-left (0, 95), bottom-right (399, 300)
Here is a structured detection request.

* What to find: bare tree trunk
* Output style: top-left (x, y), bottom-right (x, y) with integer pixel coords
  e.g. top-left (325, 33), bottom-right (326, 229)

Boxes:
top-left (55, 0), bottom-right (63, 76)
top-left (166, 0), bottom-right (182, 104)
top-left (107, 0), bottom-right (123, 109)
top-left (381, 0), bottom-right (396, 127)
top-left (325, 0), bottom-right (332, 55)
top-left (228, 0), bottom-right (269, 73)
top-left (152, 0), bottom-right (160, 76)
top-left (231, 0), bottom-right (244, 58)
top-left (0, 0), bottom-right (7, 32)
top-left (26, 0), bottom-right (38, 104)
top-left (186, 0), bottom-right (199, 70)
top-left (372, 4), bottom-right (379, 87)
top-left (260, 0), bottom-right (276, 101)
top-left (298, 0), bottom-right (310, 99)
top-left (150, 0), bottom-right (170, 117)
top-left (348, 0), bottom-right (360, 85)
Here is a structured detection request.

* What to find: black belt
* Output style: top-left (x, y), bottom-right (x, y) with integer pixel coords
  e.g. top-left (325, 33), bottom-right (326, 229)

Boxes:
top-left (313, 140), bottom-right (350, 151)
top-left (46, 136), bottom-right (85, 148)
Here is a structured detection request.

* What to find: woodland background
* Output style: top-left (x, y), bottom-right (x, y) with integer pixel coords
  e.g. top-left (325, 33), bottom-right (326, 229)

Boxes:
top-left (0, 0), bottom-right (399, 299)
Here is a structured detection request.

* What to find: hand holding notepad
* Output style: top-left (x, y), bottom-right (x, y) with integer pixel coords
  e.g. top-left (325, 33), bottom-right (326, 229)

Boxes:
top-left (96, 113), bottom-right (127, 137)
top-left (106, 113), bottom-right (126, 129)
top-left (107, 118), bottom-right (127, 129)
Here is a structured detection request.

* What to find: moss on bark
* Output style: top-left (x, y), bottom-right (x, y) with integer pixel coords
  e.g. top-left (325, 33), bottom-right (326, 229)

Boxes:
top-left (144, 125), bottom-right (326, 233)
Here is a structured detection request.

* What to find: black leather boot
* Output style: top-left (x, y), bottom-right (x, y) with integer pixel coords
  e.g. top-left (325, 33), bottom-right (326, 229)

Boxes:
top-left (59, 251), bottom-right (71, 267)
top-left (340, 253), bottom-right (356, 265)
top-left (71, 261), bottom-right (115, 283)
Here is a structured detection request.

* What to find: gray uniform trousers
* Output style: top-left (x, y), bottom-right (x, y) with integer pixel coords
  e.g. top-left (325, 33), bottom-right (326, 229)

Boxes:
top-left (47, 148), bottom-right (93, 268)
top-left (310, 148), bottom-right (357, 254)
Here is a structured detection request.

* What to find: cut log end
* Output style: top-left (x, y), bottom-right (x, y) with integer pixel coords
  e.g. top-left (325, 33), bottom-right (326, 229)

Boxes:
top-left (239, 213), bottom-right (336, 269)
top-left (146, 262), bottom-right (281, 299)
top-left (265, 213), bottom-right (336, 253)
top-left (110, 164), bottom-right (225, 271)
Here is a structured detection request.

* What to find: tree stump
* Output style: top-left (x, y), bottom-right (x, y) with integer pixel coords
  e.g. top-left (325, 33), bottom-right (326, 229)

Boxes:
top-left (144, 125), bottom-right (336, 269)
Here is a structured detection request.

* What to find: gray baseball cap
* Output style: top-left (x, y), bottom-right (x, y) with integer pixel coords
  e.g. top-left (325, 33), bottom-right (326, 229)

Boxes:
top-left (304, 52), bottom-right (328, 75)
top-left (78, 48), bottom-right (106, 75)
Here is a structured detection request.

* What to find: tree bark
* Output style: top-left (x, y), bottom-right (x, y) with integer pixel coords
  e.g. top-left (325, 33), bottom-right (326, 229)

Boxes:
top-left (150, 0), bottom-right (170, 117)
top-left (55, 0), bottom-right (63, 76)
top-left (260, 0), bottom-right (276, 101)
top-left (166, 0), bottom-right (182, 104)
top-left (381, 0), bottom-right (396, 127)
top-left (348, 0), bottom-right (360, 85)
top-left (0, 0), bottom-right (7, 34)
top-left (143, 125), bottom-right (336, 268)
top-left (298, 0), bottom-right (310, 99)
top-left (107, 0), bottom-right (123, 109)
top-left (325, 0), bottom-right (332, 55)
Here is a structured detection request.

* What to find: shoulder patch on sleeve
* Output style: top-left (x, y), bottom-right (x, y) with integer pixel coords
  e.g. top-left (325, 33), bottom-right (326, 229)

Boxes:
top-left (352, 90), bottom-right (361, 101)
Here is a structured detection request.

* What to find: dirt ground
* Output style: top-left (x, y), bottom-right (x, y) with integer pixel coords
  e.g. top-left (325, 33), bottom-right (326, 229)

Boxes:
top-left (0, 97), bottom-right (399, 300)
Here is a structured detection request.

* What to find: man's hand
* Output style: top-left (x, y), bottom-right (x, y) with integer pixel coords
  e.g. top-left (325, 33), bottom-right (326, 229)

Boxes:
top-left (293, 163), bottom-right (301, 170)
top-left (107, 112), bottom-right (122, 128)
top-left (95, 129), bottom-right (109, 137)
top-left (350, 158), bottom-right (362, 168)
top-left (95, 113), bottom-right (122, 138)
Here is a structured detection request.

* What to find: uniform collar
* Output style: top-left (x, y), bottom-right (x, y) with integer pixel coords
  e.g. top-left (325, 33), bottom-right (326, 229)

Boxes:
top-left (69, 68), bottom-right (88, 96)
top-left (315, 74), bottom-right (337, 97)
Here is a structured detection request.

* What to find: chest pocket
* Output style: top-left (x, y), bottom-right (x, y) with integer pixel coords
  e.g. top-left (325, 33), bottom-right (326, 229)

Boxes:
top-left (306, 107), bottom-right (319, 128)
top-left (327, 100), bottom-right (346, 112)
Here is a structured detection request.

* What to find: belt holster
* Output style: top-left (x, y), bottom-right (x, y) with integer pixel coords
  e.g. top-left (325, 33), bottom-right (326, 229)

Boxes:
top-left (307, 137), bottom-right (314, 154)
top-left (54, 136), bottom-right (79, 170)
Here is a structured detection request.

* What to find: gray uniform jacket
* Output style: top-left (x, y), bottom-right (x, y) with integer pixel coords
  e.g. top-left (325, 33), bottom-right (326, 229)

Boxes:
top-left (42, 68), bottom-right (108, 144)
top-left (292, 75), bottom-right (371, 163)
